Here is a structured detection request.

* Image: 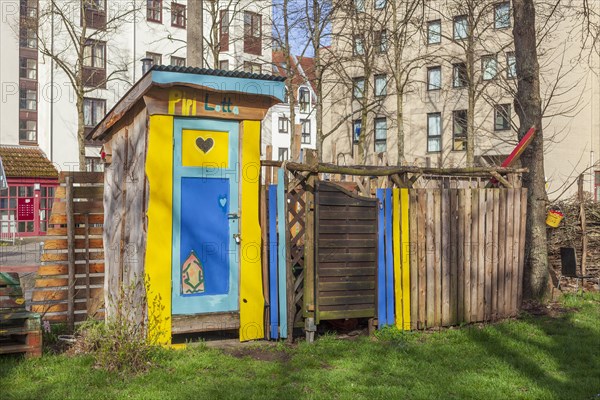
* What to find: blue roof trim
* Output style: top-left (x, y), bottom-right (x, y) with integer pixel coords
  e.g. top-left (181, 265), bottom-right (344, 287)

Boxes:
top-left (151, 71), bottom-right (287, 103)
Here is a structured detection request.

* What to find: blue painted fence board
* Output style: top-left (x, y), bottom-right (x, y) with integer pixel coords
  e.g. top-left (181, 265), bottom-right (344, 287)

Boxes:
top-left (277, 170), bottom-right (287, 339)
top-left (385, 189), bottom-right (395, 326)
top-left (268, 185), bottom-right (279, 339)
top-left (377, 189), bottom-right (387, 327)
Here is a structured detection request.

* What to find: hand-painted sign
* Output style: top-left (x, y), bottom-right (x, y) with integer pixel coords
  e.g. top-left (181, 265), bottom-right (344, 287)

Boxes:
top-left (143, 86), bottom-right (274, 121)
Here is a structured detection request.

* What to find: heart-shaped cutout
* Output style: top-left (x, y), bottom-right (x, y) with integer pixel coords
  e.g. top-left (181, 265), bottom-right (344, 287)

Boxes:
top-left (219, 197), bottom-right (227, 208)
top-left (196, 137), bottom-right (214, 154)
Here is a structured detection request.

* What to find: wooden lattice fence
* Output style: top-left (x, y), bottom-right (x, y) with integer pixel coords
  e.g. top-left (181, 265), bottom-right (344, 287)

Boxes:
top-left (30, 172), bottom-right (105, 329)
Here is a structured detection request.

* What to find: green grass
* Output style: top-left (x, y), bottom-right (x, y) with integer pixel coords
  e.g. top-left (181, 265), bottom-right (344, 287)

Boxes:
top-left (1, 293), bottom-right (599, 400)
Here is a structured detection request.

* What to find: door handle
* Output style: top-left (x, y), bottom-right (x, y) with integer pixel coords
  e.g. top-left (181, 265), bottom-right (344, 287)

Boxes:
top-left (233, 233), bottom-right (241, 244)
top-left (228, 213), bottom-right (239, 219)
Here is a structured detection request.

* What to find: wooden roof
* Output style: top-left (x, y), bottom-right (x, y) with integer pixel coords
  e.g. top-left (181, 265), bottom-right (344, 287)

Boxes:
top-left (0, 145), bottom-right (58, 179)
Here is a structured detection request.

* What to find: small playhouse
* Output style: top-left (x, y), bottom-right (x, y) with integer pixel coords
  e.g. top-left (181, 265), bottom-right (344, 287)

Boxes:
top-left (88, 66), bottom-right (285, 344)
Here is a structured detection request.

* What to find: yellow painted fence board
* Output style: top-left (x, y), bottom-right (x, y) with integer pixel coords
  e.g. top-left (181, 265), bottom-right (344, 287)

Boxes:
top-left (239, 120), bottom-right (265, 341)
top-left (393, 189), bottom-right (403, 329)
top-left (400, 188), bottom-right (411, 330)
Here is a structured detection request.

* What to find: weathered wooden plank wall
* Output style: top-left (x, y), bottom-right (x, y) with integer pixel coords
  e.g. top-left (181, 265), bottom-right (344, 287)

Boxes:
top-left (31, 172), bottom-right (105, 328)
top-left (408, 188), bottom-right (527, 329)
top-left (103, 110), bottom-right (148, 325)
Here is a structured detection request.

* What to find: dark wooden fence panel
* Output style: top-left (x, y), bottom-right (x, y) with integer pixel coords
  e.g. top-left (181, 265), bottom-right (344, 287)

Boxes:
top-left (315, 181), bottom-right (378, 322)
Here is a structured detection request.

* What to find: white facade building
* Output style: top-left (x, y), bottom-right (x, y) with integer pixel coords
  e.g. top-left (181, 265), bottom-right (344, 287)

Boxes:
top-left (0, 0), bottom-right (272, 171)
top-left (263, 52), bottom-right (317, 161)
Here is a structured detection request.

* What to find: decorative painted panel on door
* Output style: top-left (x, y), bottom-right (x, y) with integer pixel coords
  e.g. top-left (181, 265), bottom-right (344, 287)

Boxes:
top-left (172, 118), bottom-right (240, 315)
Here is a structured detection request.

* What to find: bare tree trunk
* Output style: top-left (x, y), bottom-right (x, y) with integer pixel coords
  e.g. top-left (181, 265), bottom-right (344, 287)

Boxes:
top-left (466, 20), bottom-right (476, 167)
top-left (513, 0), bottom-right (550, 300)
top-left (313, 0), bottom-right (324, 162)
top-left (76, 94), bottom-right (86, 171)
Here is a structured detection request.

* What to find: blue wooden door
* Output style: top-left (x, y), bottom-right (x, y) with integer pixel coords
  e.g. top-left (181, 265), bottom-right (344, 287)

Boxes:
top-left (172, 118), bottom-right (240, 315)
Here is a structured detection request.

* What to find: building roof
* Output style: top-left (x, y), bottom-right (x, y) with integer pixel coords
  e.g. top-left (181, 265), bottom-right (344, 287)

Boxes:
top-left (88, 65), bottom-right (287, 141)
top-left (150, 65), bottom-right (286, 82)
top-left (0, 145), bottom-right (58, 179)
top-left (272, 51), bottom-right (317, 94)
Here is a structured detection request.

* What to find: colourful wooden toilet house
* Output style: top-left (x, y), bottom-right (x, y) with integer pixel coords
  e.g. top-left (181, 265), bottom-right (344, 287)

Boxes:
top-left (88, 66), bottom-right (285, 344)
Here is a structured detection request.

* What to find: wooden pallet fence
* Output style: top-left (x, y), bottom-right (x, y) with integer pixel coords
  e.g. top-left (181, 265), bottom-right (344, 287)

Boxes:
top-left (406, 188), bottom-right (527, 329)
top-left (30, 172), bottom-right (105, 330)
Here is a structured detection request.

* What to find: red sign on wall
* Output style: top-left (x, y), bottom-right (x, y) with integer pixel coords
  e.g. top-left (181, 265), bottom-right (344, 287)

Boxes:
top-left (18, 198), bottom-right (34, 221)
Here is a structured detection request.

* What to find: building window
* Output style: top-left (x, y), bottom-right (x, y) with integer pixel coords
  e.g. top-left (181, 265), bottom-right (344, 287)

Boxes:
top-left (219, 59), bottom-right (230, 70)
top-left (374, 118), bottom-right (387, 153)
top-left (482, 55), bottom-right (498, 80)
top-left (220, 10), bottom-right (230, 52)
top-left (171, 2), bottom-right (186, 28)
top-left (427, 113), bottom-right (442, 152)
top-left (375, 30), bottom-right (388, 53)
top-left (81, 0), bottom-right (106, 29)
top-left (147, 0), bottom-right (162, 22)
top-left (19, 58), bottom-right (37, 80)
top-left (243, 61), bottom-right (261, 74)
top-left (353, 77), bottom-right (365, 99)
top-left (278, 147), bottom-right (288, 161)
top-left (20, 0), bottom-right (38, 18)
top-left (299, 88), bottom-right (311, 113)
top-left (494, 104), bottom-right (511, 131)
top-left (83, 40), bottom-right (107, 87)
top-left (354, 0), bottom-right (365, 13)
top-left (146, 52), bottom-right (162, 66)
top-left (301, 120), bottom-right (311, 144)
top-left (353, 119), bottom-right (362, 143)
top-left (83, 40), bottom-right (106, 68)
top-left (595, 171), bottom-right (600, 202)
top-left (19, 120), bottom-right (37, 143)
top-left (453, 15), bottom-right (468, 40)
top-left (427, 20), bottom-right (441, 44)
top-left (374, 0), bottom-right (386, 10)
top-left (39, 186), bottom-right (56, 233)
top-left (19, 88), bottom-right (36, 111)
top-left (170, 56), bottom-right (186, 67)
top-left (452, 110), bottom-right (467, 151)
top-left (375, 74), bottom-right (387, 97)
top-left (85, 157), bottom-right (104, 172)
top-left (506, 52), bottom-right (516, 79)
top-left (494, 2), bottom-right (511, 29)
top-left (452, 62), bottom-right (467, 87)
top-left (83, 98), bottom-right (106, 128)
top-left (19, 27), bottom-right (37, 48)
top-left (278, 117), bottom-right (289, 133)
top-left (427, 66), bottom-right (441, 91)
top-left (353, 35), bottom-right (365, 56)
top-left (19, 120), bottom-right (37, 142)
top-left (244, 12), bottom-right (262, 55)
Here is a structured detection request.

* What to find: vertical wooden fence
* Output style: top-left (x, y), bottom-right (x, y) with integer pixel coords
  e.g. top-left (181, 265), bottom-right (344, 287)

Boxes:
top-left (408, 188), bottom-right (527, 329)
top-left (30, 172), bottom-right (105, 329)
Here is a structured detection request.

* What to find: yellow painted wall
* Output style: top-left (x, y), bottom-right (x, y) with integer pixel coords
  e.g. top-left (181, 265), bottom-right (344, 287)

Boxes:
top-left (145, 115), bottom-right (173, 345)
top-left (239, 120), bottom-right (264, 341)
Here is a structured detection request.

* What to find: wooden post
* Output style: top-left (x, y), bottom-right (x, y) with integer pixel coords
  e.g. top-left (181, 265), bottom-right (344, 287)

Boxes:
top-left (578, 174), bottom-right (587, 276)
top-left (266, 145), bottom-right (273, 185)
top-left (303, 150), bottom-right (317, 342)
top-left (85, 214), bottom-right (90, 314)
top-left (260, 186), bottom-right (270, 339)
top-left (66, 176), bottom-right (75, 331)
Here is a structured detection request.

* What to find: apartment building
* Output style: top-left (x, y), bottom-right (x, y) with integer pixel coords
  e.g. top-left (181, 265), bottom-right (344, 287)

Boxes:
top-left (262, 50), bottom-right (317, 161)
top-left (323, 0), bottom-right (600, 199)
top-left (0, 0), bottom-right (272, 236)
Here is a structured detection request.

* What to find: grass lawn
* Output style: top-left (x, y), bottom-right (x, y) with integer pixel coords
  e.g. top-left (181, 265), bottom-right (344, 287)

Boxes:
top-left (1, 293), bottom-right (599, 400)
